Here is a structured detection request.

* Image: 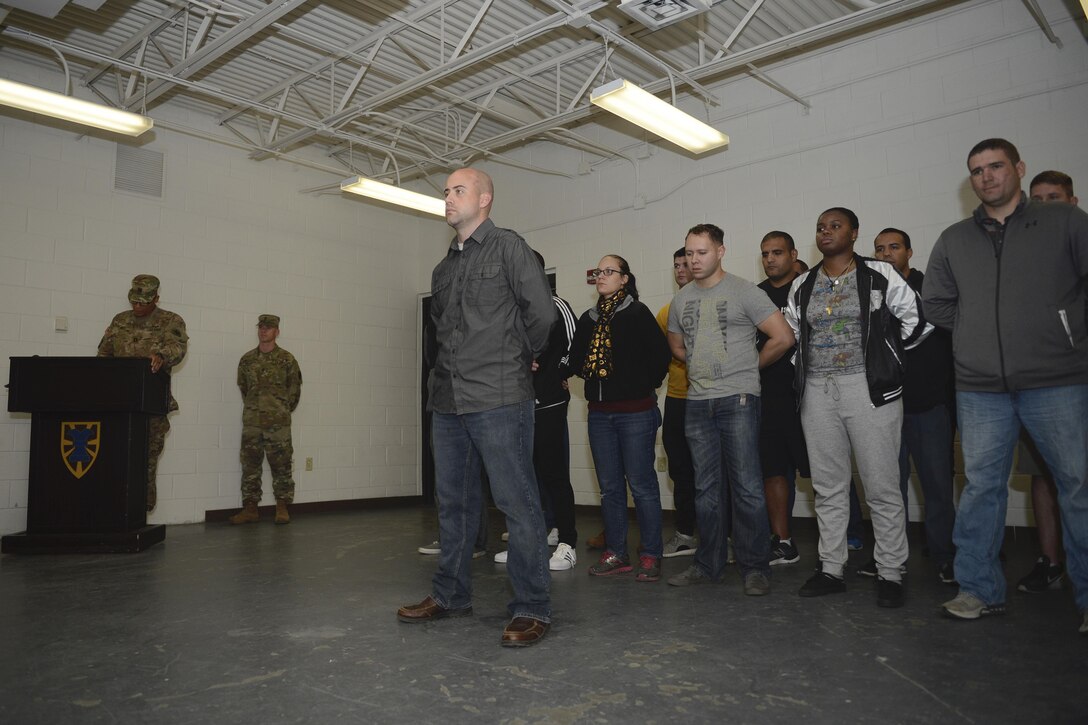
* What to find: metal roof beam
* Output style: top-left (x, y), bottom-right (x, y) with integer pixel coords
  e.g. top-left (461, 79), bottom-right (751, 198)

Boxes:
top-left (216, 0), bottom-right (454, 124)
top-left (125, 0), bottom-right (311, 110)
top-left (252, 8), bottom-right (596, 158)
top-left (448, 0), bottom-right (955, 162)
top-left (82, 4), bottom-right (188, 86)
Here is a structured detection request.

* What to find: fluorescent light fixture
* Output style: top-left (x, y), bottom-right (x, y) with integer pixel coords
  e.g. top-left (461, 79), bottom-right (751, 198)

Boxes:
top-left (340, 176), bottom-right (446, 216)
top-left (590, 78), bottom-right (728, 154)
top-left (0, 78), bottom-right (153, 136)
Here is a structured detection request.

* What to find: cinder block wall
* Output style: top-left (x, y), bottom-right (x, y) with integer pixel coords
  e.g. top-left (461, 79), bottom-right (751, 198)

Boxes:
top-left (0, 59), bottom-right (446, 534)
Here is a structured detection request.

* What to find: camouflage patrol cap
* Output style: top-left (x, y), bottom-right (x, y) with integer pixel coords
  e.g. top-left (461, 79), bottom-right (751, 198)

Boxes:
top-left (127, 274), bottom-right (160, 304)
top-left (257, 314), bottom-right (280, 328)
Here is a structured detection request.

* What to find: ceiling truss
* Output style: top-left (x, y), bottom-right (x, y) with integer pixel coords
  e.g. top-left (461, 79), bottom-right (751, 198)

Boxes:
top-left (0, 0), bottom-right (971, 185)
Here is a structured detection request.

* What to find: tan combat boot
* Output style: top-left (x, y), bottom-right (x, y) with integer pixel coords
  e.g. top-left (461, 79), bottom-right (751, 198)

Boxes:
top-left (229, 501), bottom-right (260, 525)
top-left (274, 499), bottom-right (290, 525)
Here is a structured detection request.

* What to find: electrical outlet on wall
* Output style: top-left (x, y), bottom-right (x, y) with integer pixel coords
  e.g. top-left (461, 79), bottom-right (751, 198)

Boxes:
top-left (305, 457), bottom-right (313, 471)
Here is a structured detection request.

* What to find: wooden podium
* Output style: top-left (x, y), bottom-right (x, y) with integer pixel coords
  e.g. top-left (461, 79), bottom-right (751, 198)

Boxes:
top-left (2, 356), bottom-right (170, 553)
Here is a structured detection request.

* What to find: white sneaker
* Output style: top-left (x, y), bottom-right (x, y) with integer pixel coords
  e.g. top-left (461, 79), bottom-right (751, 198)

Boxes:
top-left (501, 531), bottom-right (510, 542)
top-left (494, 550), bottom-right (508, 564)
top-left (547, 528), bottom-right (559, 546)
top-left (549, 543), bottom-right (577, 571)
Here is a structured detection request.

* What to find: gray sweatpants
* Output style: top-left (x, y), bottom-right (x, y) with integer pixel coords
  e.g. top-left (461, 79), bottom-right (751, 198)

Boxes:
top-left (800, 371), bottom-right (907, 581)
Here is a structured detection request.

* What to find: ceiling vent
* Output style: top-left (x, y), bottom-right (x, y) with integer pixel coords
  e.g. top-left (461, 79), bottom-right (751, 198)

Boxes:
top-left (114, 144), bottom-right (165, 198)
top-left (618, 0), bottom-right (716, 31)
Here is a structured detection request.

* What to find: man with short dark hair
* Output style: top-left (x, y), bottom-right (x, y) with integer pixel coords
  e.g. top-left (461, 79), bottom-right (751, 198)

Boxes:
top-left (923, 139), bottom-right (1088, 634)
top-left (1014, 170), bottom-right (1081, 594)
top-left (397, 168), bottom-right (556, 647)
top-left (873, 228), bottom-right (956, 585)
top-left (757, 231), bottom-right (810, 566)
top-left (659, 247), bottom-right (698, 558)
top-left (666, 223), bottom-right (794, 594)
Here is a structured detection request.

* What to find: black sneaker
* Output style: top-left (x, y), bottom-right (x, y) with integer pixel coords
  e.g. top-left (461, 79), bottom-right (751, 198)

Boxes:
top-left (938, 562), bottom-right (957, 585)
top-left (876, 576), bottom-right (904, 608)
top-left (1017, 556), bottom-right (1064, 593)
top-left (799, 570), bottom-right (846, 597)
top-left (770, 535), bottom-right (800, 566)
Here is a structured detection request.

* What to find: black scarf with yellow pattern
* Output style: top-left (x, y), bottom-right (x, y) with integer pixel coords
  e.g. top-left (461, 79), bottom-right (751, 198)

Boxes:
top-left (582, 289), bottom-right (626, 380)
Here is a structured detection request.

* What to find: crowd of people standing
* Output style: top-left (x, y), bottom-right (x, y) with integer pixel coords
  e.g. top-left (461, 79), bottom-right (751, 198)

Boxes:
top-left (401, 137), bottom-right (1088, 647)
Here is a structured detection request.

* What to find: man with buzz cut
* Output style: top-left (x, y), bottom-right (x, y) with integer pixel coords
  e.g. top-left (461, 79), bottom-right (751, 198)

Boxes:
top-left (873, 227), bottom-right (956, 585)
top-left (659, 247), bottom-right (699, 559)
top-left (397, 167), bottom-right (555, 648)
top-left (1013, 170), bottom-right (1081, 595)
top-left (757, 231), bottom-right (811, 566)
top-left (923, 139), bottom-right (1088, 635)
top-left (666, 223), bottom-right (795, 595)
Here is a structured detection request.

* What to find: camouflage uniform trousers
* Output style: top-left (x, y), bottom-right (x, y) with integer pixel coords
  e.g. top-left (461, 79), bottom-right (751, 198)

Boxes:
top-left (148, 415), bottom-right (170, 510)
top-left (240, 425), bottom-right (295, 504)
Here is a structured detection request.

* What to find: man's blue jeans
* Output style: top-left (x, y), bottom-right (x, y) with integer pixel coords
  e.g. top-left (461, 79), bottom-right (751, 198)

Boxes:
top-left (587, 406), bottom-right (663, 559)
top-left (431, 400), bottom-right (551, 622)
top-left (956, 385), bottom-right (1088, 610)
top-left (686, 394), bottom-right (771, 580)
top-left (899, 404), bottom-right (956, 568)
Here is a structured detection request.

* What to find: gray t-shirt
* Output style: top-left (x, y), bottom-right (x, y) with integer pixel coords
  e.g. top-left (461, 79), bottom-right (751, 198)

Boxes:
top-left (669, 272), bottom-right (778, 400)
top-left (807, 267), bottom-right (866, 375)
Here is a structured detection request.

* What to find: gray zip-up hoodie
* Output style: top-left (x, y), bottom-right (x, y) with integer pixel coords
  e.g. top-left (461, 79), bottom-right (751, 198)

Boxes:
top-left (922, 194), bottom-right (1088, 393)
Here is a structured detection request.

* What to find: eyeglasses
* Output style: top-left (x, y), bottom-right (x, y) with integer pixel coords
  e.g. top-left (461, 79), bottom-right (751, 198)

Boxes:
top-left (589, 268), bottom-right (622, 280)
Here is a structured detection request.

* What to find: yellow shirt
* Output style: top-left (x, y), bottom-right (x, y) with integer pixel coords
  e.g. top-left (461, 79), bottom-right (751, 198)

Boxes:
top-left (657, 302), bottom-right (688, 399)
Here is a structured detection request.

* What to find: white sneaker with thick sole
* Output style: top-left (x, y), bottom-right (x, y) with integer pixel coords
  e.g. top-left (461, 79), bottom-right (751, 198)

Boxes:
top-left (494, 550), bottom-right (508, 564)
top-left (549, 543), bottom-right (577, 571)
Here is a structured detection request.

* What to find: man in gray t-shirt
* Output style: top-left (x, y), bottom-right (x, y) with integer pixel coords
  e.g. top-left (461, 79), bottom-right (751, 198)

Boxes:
top-left (665, 223), bottom-right (794, 593)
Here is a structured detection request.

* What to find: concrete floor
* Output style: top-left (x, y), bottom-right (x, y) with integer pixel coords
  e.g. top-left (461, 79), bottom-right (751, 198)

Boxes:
top-left (1, 505), bottom-right (1085, 724)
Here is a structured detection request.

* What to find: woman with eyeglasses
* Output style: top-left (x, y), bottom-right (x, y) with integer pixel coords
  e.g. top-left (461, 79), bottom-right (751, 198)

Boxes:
top-left (785, 207), bottom-right (930, 608)
top-left (566, 255), bottom-right (671, 581)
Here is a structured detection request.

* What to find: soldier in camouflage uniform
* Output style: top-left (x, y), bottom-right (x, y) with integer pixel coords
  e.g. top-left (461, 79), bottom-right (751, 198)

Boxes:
top-left (230, 314), bottom-right (302, 525)
top-left (98, 274), bottom-right (188, 512)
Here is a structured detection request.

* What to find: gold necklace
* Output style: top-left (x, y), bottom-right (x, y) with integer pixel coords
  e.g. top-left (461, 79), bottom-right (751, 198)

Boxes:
top-left (823, 260), bottom-right (855, 316)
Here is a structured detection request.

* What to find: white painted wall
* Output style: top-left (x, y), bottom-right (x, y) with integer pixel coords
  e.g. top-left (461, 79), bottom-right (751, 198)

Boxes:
top-left (0, 59), bottom-right (448, 535)
top-left (470, 0), bottom-right (1088, 527)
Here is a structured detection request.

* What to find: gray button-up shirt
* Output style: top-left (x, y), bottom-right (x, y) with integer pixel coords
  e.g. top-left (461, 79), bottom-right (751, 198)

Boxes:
top-left (428, 218), bottom-right (556, 415)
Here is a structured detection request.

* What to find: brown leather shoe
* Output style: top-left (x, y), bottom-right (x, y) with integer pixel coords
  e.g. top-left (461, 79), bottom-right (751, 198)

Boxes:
top-left (397, 596), bottom-right (472, 624)
top-left (500, 617), bottom-right (550, 647)
top-left (586, 530), bottom-right (606, 550)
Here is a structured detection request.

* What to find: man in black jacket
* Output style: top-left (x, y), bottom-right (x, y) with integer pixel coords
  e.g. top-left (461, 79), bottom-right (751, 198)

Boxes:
top-left (923, 139), bottom-right (1088, 635)
top-left (873, 227), bottom-right (956, 586)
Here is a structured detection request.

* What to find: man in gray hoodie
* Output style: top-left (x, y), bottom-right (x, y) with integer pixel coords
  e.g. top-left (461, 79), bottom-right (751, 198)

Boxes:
top-left (922, 138), bottom-right (1088, 635)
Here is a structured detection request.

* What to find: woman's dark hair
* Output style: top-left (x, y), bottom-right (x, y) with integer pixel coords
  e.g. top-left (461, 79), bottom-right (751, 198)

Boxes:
top-left (821, 206), bottom-right (859, 230)
top-left (604, 254), bottom-right (639, 301)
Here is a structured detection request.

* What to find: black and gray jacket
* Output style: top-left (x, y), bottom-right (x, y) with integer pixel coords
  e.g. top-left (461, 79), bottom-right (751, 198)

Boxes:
top-left (786, 255), bottom-right (931, 408)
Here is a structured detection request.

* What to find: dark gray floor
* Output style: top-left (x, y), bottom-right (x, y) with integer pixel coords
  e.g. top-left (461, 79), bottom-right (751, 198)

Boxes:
top-left (1, 506), bottom-right (1085, 724)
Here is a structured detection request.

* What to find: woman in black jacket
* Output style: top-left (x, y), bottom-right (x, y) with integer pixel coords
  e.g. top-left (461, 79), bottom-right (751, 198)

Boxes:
top-left (785, 207), bottom-right (928, 609)
top-left (567, 255), bottom-right (671, 582)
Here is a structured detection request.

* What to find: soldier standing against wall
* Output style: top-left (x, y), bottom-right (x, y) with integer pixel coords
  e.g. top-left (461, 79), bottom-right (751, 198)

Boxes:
top-left (230, 315), bottom-right (302, 525)
top-left (98, 274), bottom-right (188, 513)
